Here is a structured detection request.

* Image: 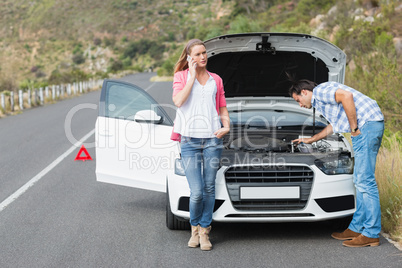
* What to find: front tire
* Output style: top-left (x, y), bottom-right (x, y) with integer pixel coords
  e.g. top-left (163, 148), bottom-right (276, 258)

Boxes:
top-left (329, 215), bottom-right (353, 230)
top-left (166, 184), bottom-right (190, 230)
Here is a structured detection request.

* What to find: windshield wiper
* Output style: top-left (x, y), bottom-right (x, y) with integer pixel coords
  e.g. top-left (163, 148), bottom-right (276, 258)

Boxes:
top-left (230, 123), bottom-right (247, 128)
top-left (247, 124), bottom-right (269, 129)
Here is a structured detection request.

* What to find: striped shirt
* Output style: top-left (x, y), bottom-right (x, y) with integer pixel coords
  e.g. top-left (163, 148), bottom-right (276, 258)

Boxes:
top-left (311, 82), bottom-right (384, 133)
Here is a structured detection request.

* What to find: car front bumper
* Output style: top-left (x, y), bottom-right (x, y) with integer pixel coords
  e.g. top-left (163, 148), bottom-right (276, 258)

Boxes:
top-left (167, 165), bottom-right (355, 223)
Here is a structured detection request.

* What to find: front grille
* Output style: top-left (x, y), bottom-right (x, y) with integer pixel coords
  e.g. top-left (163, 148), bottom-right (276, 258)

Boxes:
top-left (225, 165), bottom-right (314, 211)
top-left (225, 213), bottom-right (315, 218)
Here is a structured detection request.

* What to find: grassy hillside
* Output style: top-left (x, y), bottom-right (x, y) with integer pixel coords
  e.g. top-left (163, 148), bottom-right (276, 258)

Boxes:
top-left (1, 0), bottom-right (228, 40)
top-left (0, 0), bottom-right (233, 89)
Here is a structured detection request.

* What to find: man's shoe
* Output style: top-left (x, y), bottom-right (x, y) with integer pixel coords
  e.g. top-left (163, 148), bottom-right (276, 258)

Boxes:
top-left (343, 234), bottom-right (380, 247)
top-left (331, 228), bottom-right (361, 241)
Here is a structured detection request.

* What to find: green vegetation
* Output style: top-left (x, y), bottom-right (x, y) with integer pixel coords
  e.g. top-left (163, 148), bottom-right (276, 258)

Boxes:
top-left (376, 132), bottom-right (402, 242)
top-left (122, 39), bottom-right (165, 62)
top-left (0, 0), bottom-right (400, 243)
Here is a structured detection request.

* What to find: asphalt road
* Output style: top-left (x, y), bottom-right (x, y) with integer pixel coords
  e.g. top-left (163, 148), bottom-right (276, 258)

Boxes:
top-left (0, 72), bottom-right (400, 268)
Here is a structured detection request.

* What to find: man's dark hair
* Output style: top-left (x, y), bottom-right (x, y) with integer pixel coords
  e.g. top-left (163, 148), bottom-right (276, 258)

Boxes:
top-left (288, 79), bottom-right (317, 96)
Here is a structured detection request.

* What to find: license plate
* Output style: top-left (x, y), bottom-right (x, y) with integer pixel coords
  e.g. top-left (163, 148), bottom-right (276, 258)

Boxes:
top-left (240, 186), bottom-right (300, 200)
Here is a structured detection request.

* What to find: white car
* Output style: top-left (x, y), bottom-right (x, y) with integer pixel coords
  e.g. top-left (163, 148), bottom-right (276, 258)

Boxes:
top-left (95, 33), bottom-right (355, 230)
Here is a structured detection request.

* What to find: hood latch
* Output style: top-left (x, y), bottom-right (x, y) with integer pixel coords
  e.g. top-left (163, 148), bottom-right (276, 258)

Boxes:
top-left (256, 35), bottom-right (276, 55)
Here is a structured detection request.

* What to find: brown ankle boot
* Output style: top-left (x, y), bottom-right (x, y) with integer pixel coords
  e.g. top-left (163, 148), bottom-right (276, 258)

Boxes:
top-left (188, 225), bottom-right (200, 248)
top-left (331, 228), bottom-right (361, 240)
top-left (199, 226), bottom-right (212, 251)
top-left (343, 234), bottom-right (380, 247)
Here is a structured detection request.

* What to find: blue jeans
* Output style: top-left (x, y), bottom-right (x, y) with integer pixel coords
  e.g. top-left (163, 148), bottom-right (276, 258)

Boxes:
top-left (180, 136), bottom-right (223, 228)
top-left (348, 121), bottom-right (384, 238)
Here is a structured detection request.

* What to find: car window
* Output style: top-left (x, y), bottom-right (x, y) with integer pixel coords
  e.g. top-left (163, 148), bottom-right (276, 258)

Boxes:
top-left (105, 81), bottom-right (160, 121)
top-left (230, 110), bottom-right (328, 128)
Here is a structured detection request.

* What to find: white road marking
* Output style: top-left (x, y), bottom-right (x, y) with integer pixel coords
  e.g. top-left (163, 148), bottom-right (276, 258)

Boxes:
top-left (144, 82), bottom-right (155, 92)
top-left (0, 129), bottom-right (95, 212)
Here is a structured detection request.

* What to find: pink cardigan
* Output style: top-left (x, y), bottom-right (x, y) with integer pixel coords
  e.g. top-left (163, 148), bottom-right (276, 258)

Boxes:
top-left (170, 69), bottom-right (227, 141)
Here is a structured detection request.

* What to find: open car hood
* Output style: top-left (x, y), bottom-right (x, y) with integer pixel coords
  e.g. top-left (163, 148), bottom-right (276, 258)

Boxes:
top-left (204, 33), bottom-right (346, 98)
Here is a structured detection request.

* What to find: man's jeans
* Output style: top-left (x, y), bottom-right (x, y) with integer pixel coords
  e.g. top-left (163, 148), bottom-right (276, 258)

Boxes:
top-left (180, 137), bottom-right (223, 228)
top-left (348, 121), bottom-right (384, 238)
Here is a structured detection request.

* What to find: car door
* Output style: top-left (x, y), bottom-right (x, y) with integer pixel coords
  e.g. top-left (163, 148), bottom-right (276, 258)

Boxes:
top-left (95, 79), bottom-right (179, 193)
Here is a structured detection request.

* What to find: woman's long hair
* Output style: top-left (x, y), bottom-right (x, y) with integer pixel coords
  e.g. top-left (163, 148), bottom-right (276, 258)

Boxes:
top-left (174, 39), bottom-right (205, 73)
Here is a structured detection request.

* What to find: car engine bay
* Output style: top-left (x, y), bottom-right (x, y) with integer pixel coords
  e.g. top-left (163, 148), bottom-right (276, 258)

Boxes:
top-left (219, 129), bottom-right (353, 174)
top-left (222, 130), bottom-right (349, 154)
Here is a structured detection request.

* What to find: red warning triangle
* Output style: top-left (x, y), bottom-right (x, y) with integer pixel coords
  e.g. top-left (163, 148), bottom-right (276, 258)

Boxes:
top-left (74, 145), bottom-right (93, 161)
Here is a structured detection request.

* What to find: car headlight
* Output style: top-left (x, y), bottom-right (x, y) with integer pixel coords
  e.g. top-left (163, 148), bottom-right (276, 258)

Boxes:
top-left (174, 158), bottom-right (186, 176)
top-left (315, 155), bottom-right (354, 175)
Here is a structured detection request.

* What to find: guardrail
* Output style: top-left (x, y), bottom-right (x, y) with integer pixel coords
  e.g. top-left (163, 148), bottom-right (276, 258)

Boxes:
top-left (0, 79), bottom-right (103, 115)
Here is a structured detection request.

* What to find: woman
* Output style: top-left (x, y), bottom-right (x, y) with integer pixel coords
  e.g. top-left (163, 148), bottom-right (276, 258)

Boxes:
top-left (171, 39), bottom-right (230, 251)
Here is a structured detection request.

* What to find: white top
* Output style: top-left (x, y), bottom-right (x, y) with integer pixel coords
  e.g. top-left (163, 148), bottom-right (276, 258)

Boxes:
top-left (174, 73), bottom-right (221, 138)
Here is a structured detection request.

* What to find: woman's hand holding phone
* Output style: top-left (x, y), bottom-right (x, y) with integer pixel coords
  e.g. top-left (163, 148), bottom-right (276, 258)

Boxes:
top-left (187, 55), bottom-right (197, 76)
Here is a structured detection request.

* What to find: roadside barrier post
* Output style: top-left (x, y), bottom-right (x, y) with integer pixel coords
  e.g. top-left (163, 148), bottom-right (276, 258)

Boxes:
top-left (10, 91), bottom-right (14, 112)
top-left (39, 88), bottom-right (44, 105)
top-left (19, 90), bottom-right (23, 110)
top-left (1, 93), bottom-right (5, 110)
top-left (35, 89), bottom-right (39, 105)
top-left (28, 89), bottom-right (31, 107)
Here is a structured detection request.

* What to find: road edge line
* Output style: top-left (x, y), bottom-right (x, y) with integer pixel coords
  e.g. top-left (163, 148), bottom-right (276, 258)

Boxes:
top-left (0, 128), bottom-right (95, 212)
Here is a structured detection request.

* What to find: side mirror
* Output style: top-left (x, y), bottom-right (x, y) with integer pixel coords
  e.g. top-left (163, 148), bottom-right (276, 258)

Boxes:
top-left (134, 110), bottom-right (163, 124)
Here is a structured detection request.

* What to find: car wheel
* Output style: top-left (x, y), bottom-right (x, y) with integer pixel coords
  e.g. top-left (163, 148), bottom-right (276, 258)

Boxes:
top-left (166, 185), bottom-right (190, 230)
top-left (329, 215), bottom-right (353, 230)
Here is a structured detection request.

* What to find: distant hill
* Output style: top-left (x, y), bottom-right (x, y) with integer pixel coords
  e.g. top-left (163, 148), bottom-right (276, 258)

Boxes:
top-left (0, 0), bottom-right (233, 89)
top-left (0, 0), bottom-right (232, 41)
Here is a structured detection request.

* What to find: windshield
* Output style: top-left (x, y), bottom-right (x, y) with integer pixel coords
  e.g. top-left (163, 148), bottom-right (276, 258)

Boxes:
top-left (229, 110), bottom-right (328, 128)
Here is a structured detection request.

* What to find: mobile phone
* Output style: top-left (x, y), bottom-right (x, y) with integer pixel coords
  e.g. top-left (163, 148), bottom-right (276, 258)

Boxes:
top-left (187, 55), bottom-right (192, 62)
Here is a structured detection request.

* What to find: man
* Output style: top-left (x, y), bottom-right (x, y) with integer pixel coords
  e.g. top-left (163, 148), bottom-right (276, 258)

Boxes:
top-left (289, 79), bottom-right (384, 247)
